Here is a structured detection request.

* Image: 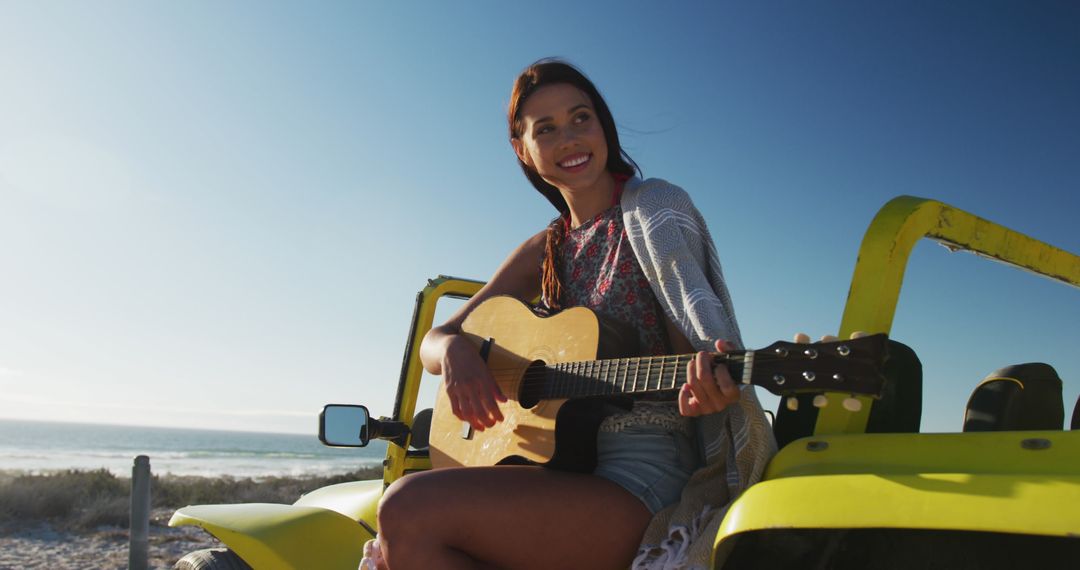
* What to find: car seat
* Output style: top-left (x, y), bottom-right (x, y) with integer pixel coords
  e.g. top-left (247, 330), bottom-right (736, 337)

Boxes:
top-left (962, 363), bottom-right (1063, 432)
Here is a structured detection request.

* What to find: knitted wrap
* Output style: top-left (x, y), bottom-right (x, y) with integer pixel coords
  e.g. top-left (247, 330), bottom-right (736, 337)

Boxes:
top-left (621, 178), bottom-right (778, 569)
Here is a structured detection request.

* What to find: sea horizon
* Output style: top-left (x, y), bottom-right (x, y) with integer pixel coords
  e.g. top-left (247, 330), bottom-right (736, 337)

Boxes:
top-left (0, 417), bottom-right (386, 479)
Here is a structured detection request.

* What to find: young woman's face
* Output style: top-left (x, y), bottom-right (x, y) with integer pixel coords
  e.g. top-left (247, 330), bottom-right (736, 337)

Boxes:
top-left (513, 83), bottom-right (610, 194)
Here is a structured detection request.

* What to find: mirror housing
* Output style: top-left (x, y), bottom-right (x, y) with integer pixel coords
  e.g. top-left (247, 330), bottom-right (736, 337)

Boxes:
top-left (319, 404), bottom-right (415, 448)
top-left (319, 404), bottom-right (372, 447)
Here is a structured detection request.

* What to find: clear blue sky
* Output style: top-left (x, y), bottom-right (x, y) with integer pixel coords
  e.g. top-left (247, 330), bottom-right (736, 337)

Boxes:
top-left (1, 2), bottom-right (1077, 435)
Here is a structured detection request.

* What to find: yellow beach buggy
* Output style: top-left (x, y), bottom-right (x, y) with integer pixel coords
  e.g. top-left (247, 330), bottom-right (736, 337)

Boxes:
top-left (170, 196), bottom-right (1080, 569)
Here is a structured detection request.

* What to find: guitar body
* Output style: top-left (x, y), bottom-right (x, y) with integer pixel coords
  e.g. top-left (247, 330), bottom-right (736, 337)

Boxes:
top-left (429, 296), bottom-right (626, 470)
top-left (428, 296), bottom-right (889, 470)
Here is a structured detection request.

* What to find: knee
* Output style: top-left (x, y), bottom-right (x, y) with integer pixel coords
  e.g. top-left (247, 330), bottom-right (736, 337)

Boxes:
top-left (377, 473), bottom-right (429, 541)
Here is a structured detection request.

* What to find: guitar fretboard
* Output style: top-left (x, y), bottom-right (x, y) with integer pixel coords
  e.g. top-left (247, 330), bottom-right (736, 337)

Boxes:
top-left (536, 353), bottom-right (749, 400)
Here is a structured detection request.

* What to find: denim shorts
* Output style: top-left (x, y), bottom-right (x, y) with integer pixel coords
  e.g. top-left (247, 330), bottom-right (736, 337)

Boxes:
top-left (592, 421), bottom-right (700, 514)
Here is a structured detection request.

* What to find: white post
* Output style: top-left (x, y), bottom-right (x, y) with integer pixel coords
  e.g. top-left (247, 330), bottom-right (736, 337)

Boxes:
top-left (129, 455), bottom-right (151, 570)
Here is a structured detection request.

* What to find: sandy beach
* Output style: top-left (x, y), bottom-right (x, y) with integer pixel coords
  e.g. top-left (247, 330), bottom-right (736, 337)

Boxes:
top-left (0, 509), bottom-right (221, 570)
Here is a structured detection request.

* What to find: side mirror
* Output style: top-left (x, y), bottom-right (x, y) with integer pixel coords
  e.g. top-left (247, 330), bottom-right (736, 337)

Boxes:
top-left (319, 404), bottom-right (372, 447)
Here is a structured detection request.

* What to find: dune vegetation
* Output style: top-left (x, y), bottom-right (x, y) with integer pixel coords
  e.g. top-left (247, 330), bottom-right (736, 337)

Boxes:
top-left (0, 467), bottom-right (382, 532)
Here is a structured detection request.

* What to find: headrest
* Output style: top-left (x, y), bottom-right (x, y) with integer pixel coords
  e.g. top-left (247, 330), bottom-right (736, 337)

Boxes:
top-left (963, 363), bottom-right (1063, 432)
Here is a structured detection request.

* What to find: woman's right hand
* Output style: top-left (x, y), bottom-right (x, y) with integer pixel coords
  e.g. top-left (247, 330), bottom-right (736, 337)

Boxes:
top-left (441, 335), bottom-right (507, 432)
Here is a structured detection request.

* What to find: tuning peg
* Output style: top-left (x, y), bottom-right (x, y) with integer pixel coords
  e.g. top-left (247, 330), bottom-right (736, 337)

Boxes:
top-left (786, 397), bottom-right (799, 411)
top-left (849, 331), bottom-right (868, 339)
top-left (842, 396), bottom-right (863, 412)
top-left (819, 335), bottom-right (838, 342)
top-left (793, 333), bottom-right (811, 344)
top-left (812, 394), bottom-right (829, 408)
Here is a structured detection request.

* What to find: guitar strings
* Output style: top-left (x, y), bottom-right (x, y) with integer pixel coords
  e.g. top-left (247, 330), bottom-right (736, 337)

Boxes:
top-left (479, 350), bottom-right (842, 376)
top-left (514, 354), bottom-right (736, 400)
top-left (475, 351), bottom-right (877, 400)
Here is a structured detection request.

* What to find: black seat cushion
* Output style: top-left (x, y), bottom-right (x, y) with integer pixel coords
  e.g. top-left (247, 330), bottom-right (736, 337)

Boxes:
top-left (773, 340), bottom-right (922, 449)
top-left (963, 363), bottom-right (1063, 432)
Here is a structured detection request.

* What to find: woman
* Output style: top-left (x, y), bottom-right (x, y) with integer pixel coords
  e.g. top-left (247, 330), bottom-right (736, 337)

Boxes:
top-left (365, 59), bottom-right (774, 570)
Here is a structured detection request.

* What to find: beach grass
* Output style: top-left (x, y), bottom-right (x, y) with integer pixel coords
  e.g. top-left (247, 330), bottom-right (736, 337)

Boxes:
top-left (0, 467), bottom-right (382, 532)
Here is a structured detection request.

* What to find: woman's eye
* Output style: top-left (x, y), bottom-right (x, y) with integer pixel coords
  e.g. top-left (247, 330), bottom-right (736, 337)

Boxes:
top-left (536, 125), bottom-right (554, 135)
top-left (574, 112), bottom-right (591, 124)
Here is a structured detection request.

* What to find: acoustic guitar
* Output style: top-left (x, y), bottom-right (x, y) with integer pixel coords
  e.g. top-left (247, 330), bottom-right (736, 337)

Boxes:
top-left (429, 296), bottom-right (888, 470)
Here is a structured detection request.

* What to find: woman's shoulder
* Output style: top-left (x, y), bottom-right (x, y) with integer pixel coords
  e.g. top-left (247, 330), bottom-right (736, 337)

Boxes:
top-left (623, 177), bottom-right (694, 210)
top-left (521, 226), bottom-right (549, 252)
top-left (498, 227), bottom-right (548, 267)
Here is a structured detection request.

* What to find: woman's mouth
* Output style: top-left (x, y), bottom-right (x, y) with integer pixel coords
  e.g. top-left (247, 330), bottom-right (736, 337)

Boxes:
top-left (558, 153), bottom-right (592, 170)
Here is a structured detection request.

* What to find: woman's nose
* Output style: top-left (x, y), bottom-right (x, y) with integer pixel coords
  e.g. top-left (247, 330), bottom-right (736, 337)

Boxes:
top-left (557, 125), bottom-right (581, 147)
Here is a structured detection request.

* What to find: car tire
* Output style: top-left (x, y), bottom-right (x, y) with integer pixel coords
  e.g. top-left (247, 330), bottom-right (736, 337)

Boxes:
top-left (174, 548), bottom-right (252, 570)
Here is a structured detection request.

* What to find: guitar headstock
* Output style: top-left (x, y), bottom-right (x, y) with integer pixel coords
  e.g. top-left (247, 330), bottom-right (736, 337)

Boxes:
top-left (740, 334), bottom-right (889, 410)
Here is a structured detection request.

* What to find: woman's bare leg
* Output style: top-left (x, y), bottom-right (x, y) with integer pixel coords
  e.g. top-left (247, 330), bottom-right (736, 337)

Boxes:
top-left (376, 465), bottom-right (651, 570)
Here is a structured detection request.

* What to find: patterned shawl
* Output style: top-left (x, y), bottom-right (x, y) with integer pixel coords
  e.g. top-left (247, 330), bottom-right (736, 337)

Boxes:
top-left (621, 177), bottom-right (777, 569)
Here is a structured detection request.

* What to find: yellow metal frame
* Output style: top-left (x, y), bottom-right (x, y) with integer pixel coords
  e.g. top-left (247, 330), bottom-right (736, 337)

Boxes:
top-left (815, 196), bottom-right (1080, 435)
top-left (382, 276), bottom-right (484, 485)
top-left (713, 196), bottom-right (1080, 567)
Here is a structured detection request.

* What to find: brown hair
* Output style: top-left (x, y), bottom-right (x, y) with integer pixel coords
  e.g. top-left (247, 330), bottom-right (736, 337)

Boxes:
top-left (508, 59), bottom-right (639, 309)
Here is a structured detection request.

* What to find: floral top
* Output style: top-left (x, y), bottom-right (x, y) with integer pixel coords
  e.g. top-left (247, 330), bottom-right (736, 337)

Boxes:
top-left (543, 203), bottom-right (688, 432)
top-left (548, 203), bottom-right (671, 357)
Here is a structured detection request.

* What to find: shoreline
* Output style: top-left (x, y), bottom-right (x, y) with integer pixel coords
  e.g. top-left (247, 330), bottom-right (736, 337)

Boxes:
top-left (0, 418), bottom-right (388, 482)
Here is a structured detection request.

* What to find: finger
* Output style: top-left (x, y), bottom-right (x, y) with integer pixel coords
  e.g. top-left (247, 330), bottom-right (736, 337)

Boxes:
top-left (447, 380), bottom-right (467, 421)
top-left (692, 351), bottom-right (727, 413)
top-left (474, 377), bottom-right (503, 427)
top-left (678, 382), bottom-right (699, 417)
top-left (484, 371), bottom-right (507, 416)
top-left (713, 338), bottom-right (732, 352)
top-left (455, 396), bottom-right (482, 431)
top-left (481, 368), bottom-right (508, 405)
top-left (682, 359), bottom-right (708, 416)
top-left (458, 393), bottom-right (490, 432)
top-left (492, 381), bottom-right (509, 403)
top-left (474, 393), bottom-right (498, 429)
top-left (793, 332), bottom-right (811, 344)
top-left (715, 364), bottom-right (742, 403)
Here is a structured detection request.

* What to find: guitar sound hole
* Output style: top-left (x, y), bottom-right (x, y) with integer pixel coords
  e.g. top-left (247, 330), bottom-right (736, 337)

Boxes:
top-left (518, 360), bottom-right (548, 409)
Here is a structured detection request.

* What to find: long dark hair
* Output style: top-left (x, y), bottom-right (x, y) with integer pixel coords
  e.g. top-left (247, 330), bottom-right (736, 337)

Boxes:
top-left (507, 59), bottom-right (640, 309)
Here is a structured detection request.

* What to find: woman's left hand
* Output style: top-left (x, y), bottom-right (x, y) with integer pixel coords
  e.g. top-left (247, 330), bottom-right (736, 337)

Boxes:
top-left (678, 339), bottom-right (740, 417)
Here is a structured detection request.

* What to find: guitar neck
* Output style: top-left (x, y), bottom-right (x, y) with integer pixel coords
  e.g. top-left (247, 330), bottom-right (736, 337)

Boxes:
top-left (539, 353), bottom-right (746, 400)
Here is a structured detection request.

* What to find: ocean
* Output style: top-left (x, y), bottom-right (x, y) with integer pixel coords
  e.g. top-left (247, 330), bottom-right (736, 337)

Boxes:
top-left (0, 418), bottom-right (387, 478)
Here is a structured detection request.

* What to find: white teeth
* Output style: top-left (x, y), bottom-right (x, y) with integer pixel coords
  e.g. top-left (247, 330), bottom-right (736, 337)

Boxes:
top-left (560, 154), bottom-right (590, 168)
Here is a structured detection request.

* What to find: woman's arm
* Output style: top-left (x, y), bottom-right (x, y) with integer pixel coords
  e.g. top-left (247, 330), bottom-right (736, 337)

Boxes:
top-left (419, 229), bottom-right (547, 431)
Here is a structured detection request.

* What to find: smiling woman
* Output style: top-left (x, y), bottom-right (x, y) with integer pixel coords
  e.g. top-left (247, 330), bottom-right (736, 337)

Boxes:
top-left (360, 59), bottom-right (776, 570)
